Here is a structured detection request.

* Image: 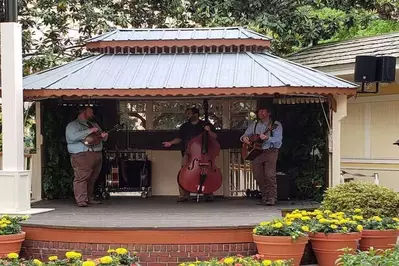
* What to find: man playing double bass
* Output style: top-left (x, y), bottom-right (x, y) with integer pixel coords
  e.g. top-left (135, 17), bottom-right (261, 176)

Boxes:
top-left (162, 107), bottom-right (217, 202)
top-left (240, 105), bottom-right (283, 206)
top-left (65, 106), bottom-right (108, 207)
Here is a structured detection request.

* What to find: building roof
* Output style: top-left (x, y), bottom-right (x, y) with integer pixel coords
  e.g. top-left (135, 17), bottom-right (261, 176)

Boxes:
top-left (286, 32), bottom-right (399, 68)
top-left (88, 27), bottom-right (271, 43)
top-left (23, 51), bottom-right (357, 99)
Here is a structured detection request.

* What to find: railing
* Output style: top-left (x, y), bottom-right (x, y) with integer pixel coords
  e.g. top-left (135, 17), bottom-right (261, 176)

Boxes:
top-left (228, 149), bottom-right (257, 197)
top-left (0, 153), bottom-right (41, 201)
top-left (340, 170), bottom-right (380, 185)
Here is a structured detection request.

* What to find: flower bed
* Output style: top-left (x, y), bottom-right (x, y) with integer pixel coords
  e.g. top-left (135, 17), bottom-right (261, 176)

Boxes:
top-left (0, 249), bottom-right (140, 266)
top-left (179, 255), bottom-right (292, 265)
top-left (336, 246), bottom-right (399, 265)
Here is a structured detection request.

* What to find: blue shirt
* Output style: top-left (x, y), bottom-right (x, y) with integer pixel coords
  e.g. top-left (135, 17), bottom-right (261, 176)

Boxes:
top-left (65, 119), bottom-right (103, 154)
top-left (240, 120), bottom-right (283, 149)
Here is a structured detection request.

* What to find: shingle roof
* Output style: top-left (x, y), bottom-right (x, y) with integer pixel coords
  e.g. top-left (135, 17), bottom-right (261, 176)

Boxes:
top-left (88, 27), bottom-right (271, 42)
top-left (23, 52), bottom-right (356, 90)
top-left (286, 32), bottom-right (399, 68)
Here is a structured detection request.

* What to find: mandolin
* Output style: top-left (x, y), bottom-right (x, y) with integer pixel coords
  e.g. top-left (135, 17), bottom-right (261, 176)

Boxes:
top-left (83, 123), bottom-right (124, 148)
top-left (241, 123), bottom-right (278, 161)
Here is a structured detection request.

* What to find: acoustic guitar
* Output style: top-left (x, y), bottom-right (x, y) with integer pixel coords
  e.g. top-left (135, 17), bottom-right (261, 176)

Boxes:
top-left (83, 123), bottom-right (124, 148)
top-left (241, 123), bottom-right (278, 161)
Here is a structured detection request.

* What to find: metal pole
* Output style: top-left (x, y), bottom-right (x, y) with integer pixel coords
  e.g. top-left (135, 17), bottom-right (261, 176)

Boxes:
top-left (373, 173), bottom-right (380, 185)
top-left (5, 0), bottom-right (17, 22)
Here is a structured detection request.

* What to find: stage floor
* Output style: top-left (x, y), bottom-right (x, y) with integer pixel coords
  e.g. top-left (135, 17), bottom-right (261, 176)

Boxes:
top-left (26, 197), bottom-right (319, 228)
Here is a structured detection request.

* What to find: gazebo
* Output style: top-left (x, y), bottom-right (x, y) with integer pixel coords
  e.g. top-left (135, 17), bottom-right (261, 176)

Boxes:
top-left (4, 27), bottom-right (357, 214)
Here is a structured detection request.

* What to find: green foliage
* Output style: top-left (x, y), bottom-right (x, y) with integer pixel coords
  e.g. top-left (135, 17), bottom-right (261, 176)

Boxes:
top-left (361, 216), bottom-right (399, 230)
top-left (0, 215), bottom-right (29, 235)
top-left (42, 101), bottom-right (74, 199)
top-left (321, 181), bottom-right (399, 218)
top-left (179, 255), bottom-right (292, 266)
top-left (337, 246), bottom-right (399, 265)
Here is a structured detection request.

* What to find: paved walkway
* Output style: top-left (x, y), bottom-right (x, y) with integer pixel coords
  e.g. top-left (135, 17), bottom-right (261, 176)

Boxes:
top-left (26, 197), bottom-right (319, 228)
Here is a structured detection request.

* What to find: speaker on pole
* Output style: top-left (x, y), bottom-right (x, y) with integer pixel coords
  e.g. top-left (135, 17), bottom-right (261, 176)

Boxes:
top-left (354, 55), bottom-right (377, 83)
top-left (376, 56), bottom-right (396, 83)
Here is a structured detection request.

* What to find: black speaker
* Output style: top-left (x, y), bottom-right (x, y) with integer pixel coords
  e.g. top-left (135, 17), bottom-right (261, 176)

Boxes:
top-left (376, 56), bottom-right (396, 82)
top-left (354, 55), bottom-right (377, 82)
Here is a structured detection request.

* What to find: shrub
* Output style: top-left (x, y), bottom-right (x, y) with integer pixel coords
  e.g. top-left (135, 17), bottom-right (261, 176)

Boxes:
top-left (0, 249), bottom-right (140, 266)
top-left (336, 246), bottom-right (399, 265)
top-left (321, 181), bottom-right (399, 218)
top-left (0, 215), bottom-right (29, 235)
top-left (179, 255), bottom-right (293, 265)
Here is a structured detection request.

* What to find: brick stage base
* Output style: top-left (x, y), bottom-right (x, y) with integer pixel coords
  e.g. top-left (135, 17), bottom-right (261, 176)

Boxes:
top-left (20, 225), bottom-right (317, 266)
top-left (21, 241), bottom-right (257, 265)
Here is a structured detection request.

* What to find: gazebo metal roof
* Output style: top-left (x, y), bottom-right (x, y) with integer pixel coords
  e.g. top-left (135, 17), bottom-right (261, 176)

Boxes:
top-left (22, 27), bottom-right (358, 100)
top-left (88, 27), bottom-right (271, 42)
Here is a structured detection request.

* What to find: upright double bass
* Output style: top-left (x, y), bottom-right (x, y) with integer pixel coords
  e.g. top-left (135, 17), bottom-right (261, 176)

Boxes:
top-left (177, 100), bottom-right (223, 202)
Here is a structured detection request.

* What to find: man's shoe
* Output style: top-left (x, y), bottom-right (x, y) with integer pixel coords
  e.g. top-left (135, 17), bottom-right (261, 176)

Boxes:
top-left (77, 202), bottom-right (88, 207)
top-left (265, 199), bottom-right (276, 206)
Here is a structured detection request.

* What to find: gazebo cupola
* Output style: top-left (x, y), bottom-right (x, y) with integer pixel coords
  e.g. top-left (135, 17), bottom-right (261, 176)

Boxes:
top-left (85, 27), bottom-right (271, 55)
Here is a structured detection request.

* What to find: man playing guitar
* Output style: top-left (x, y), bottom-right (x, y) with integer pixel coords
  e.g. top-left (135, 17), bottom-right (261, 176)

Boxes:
top-left (163, 107), bottom-right (217, 202)
top-left (240, 105), bottom-right (283, 206)
top-left (65, 106), bottom-right (108, 207)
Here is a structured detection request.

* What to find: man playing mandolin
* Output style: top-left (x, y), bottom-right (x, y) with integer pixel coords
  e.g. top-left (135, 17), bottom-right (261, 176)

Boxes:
top-left (162, 107), bottom-right (217, 202)
top-left (240, 105), bottom-right (283, 206)
top-left (66, 106), bottom-right (108, 207)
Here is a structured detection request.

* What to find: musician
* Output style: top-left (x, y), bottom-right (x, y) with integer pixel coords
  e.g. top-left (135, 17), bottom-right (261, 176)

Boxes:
top-left (162, 107), bottom-right (217, 202)
top-left (240, 105), bottom-right (283, 206)
top-left (65, 106), bottom-right (108, 207)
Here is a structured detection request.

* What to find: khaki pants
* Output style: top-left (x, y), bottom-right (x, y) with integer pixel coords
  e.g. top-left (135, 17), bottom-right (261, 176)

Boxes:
top-left (70, 151), bottom-right (103, 204)
top-left (251, 149), bottom-right (279, 202)
top-left (179, 154), bottom-right (213, 199)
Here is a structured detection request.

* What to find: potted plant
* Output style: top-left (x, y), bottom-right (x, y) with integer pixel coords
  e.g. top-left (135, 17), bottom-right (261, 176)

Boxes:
top-left (357, 214), bottom-right (399, 251)
top-left (253, 211), bottom-right (310, 266)
top-left (0, 215), bottom-right (29, 258)
top-left (307, 209), bottom-right (363, 266)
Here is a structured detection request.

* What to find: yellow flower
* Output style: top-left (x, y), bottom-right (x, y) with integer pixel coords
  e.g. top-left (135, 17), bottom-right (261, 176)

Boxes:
top-left (253, 228), bottom-right (257, 234)
top-left (223, 257), bottom-right (234, 264)
top-left (82, 261), bottom-right (96, 266)
top-left (262, 260), bottom-right (272, 266)
top-left (115, 247), bottom-right (128, 255)
top-left (0, 224), bottom-right (7, 228)
top-left (48, 256), bottom-right (58, 261)
top-left (343, 226), bottom-right (348, 231)
top-left (352, 215), bottom-right (363, 221)
top-left (357, 225), bottom-right (364, 231)
top-left (393, 218), bottom-right (399, 222)
top-left (301, 226), bottom-right (310, 232)
top-left (354, 208), bottom-right (362, 213)
top-left (319, 218), bottom-right (328, 224)
top-left (272, 222), bottom-right (283, 228)
top-left (316, 215), bottom-right (323, 220)
top-left (372, 216), bottom-right (382, 222)
top-left (260, 221), bottom-right (270, 226)
top-left (275, 260), bottom-right (284, 265)
top-left (107, 249), bottom-right (115, 253)
top-left (324, 210), bottom-right (332, 214)
top-left (188, 264), bottom-right (195, 266)
top-left (65, 251), bottom-right (82, 260)
top-left (99, 256), bottom-right (113, 264)
top-left (7, 253), bottom-right (19, 259)
top-left (330, 224), bottom-right (338, 229)
top-left (33, 259), bottom-right (42, 266)
top-left (285, 221), bottom-right (293, 226)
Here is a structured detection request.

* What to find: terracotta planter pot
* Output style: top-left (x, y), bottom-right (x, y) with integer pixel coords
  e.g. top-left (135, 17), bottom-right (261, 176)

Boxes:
top-left (253, 234), bottom-right (309, 266)
top-left (309, 232), bottom-right (361, 266)
top-left (0, 232), bottom-right (26, 258)
top-left (359, 229), bottom-right (398, 251)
